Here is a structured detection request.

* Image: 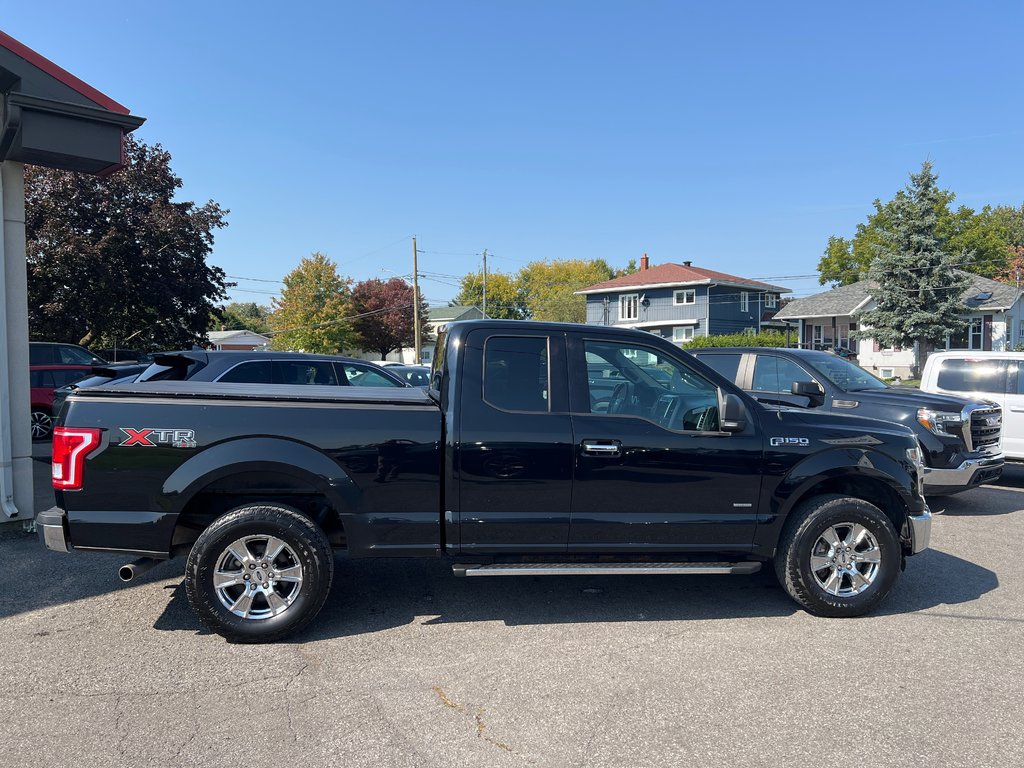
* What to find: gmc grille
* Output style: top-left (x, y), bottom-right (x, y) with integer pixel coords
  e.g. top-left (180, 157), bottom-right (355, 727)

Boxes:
top-left (968, 407), bottom-right (1001, 453)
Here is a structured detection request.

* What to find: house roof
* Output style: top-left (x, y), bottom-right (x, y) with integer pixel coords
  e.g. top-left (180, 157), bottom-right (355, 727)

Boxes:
top-left (207, 329), bottom-right (270, 343)
top-left (576, 263), bottom-right (790, 295)
top-left (776, 272), bottom-right (1024, 320)
top-left (775, 281), bottom-right (876, 320)
top-left (428, 305), bottom-right (481, 323)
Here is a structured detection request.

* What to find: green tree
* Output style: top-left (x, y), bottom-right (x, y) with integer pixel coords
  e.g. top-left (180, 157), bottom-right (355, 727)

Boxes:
top-left (818, 169), bottom-right (1024, 285)
top-left (269, 252), bottom-right (353, 352)
top-left (853, 162), bottom-right (971, 376)
top-left (25, 135), bottom-right (228, 348)
top-left (453, 270), bottom-right (528, 319)
top-left (211, 301), bottom-right (271, 333)
top-left (350, 277), bottom-right (429, 358)
top-left (518, 259), bottom-right (615, 323)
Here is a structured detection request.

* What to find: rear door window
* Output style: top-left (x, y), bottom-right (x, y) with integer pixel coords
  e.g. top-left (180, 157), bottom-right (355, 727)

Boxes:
top-left (936, 359), bottom-right (1007, 395)
top-left (51, 369), bottom-right (90, 387)
top-left (217, 361), bottom-right (273, 384)
top-left (484, 336), bottom-right (550, 412)
top-left (697, 353), bottom-right (742, 383)
top-left (30, 345), bottom-right (55, 364)
top-left (30, 370), bottom-right (54, 388)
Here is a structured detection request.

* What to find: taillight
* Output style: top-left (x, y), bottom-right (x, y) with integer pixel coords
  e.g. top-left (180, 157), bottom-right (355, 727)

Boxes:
top-left (52, 427), bottom-right (102, 490)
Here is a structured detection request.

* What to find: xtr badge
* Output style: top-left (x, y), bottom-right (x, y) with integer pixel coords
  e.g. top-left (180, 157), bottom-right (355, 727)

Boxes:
top-left (120, 428), bottom-right (197, 449)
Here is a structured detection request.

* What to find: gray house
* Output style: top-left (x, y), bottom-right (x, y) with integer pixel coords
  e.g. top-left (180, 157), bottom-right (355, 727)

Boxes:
top-left (774, 272), bottom-right (1024, 379)
top-left (576, 256), bottom-right (789, 343)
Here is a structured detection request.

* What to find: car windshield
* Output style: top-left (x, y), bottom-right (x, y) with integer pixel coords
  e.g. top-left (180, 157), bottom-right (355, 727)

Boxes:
top-left (802, 352), bottom-right (888, 391)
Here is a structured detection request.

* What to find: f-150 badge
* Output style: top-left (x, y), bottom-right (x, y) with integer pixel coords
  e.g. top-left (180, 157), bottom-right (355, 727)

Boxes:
top-left (120, 428), bottom-right (197, 449)
top-left (770, 437), bottom-right (809, 447)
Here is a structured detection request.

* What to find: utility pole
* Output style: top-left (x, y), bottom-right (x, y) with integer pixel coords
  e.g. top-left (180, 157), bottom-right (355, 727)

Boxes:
top-left (481, 249), bottom-right (488, 318)
top-left (412, 236), bottom-right (421, 364)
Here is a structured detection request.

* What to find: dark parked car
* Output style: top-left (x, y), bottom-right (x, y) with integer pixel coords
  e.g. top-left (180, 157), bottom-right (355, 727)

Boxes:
top-left (29, 365), bottom-right (94, 439)
top-left (388, 365), bottom-right (432, 387)
top-left (29, 342), bottom-right (106, 366)
top-left (135, 351), bottom-right (409, 388)
top-left (51, 363), bottom-right (149, 420)
top-left (691, 347), bottom-right (1003, 495)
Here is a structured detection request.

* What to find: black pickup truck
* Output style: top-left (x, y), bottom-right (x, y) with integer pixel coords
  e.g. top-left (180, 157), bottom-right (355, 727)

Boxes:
top-left (39, 320), bottom-right (931, 642)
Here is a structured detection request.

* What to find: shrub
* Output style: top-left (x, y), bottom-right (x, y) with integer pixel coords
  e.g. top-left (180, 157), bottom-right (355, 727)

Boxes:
top-left (682, 330), bottom-right (789, 349)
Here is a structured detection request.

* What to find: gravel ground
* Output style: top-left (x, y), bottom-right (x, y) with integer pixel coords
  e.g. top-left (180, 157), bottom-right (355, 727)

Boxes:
top-left (1, 456), bottom-right (1022, 768)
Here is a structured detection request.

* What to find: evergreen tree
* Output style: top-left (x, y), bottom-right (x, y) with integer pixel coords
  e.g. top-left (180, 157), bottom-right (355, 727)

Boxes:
top-left (853, 162), bottom-right (971, 375)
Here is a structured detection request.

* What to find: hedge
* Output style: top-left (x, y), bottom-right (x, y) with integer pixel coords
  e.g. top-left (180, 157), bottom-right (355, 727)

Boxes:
top-left (681, 331), bottom-right (789, 349)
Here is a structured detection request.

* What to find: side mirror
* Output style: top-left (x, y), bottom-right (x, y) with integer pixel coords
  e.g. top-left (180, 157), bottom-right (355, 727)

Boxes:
top-left (791, 380), bottom-right (825, 408)
top-left (721, 393), bottom-right (747, 433)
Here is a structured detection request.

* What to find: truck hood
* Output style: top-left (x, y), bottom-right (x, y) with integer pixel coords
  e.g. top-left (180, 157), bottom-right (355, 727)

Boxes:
top-left (845, 386), bottom-right (995, 412)
top-left (763, 405), bottom-right (917, 446)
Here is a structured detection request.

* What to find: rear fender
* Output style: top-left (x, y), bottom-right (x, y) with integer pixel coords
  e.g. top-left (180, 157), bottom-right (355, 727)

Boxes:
top-left (163, 437), bottom-right (360, 516)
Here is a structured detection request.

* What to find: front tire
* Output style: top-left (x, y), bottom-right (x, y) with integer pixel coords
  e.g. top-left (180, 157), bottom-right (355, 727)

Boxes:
top-left (185, 503), bottom-right (334, 642)
top-left (31, 409), bottom-right (53, 440)
top-left (775, 494), bottom-right (901, 617)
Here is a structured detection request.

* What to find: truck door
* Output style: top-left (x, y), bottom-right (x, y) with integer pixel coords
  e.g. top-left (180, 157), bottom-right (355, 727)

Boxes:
top-left (567, 335), bottom-right (762, 553)
top-left (455, 329), bottom-right (573, 553)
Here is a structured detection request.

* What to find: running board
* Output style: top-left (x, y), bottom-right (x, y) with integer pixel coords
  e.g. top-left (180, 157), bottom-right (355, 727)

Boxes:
top-left (452, 562), bottom-right (762, 577)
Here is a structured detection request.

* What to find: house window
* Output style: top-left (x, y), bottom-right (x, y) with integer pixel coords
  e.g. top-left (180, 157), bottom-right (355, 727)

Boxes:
top-left (879, 368), bottom-right (894, 379)
top-left (619, 293), bottom-right (639, 321)
top-left (764, 293), bottom-right (778, 309)
top-left (673, 289), bottom-right (696, 305)
top-left (969, 318), bottom-right (983, 350)
top-left (740, 292), bottom-right (750, 312)
top-left (1007, 318), bottom-right (1013, 350)
top-left (672, 326), bottom-right (695, 343)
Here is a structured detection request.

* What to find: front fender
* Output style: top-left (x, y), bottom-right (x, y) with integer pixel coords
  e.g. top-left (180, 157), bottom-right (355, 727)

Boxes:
top-left (754, 446), bottom-right (921, 556)
top-left (775, 447), bottom-right (918, 516)
top-left (162, 436), bottom-right (361, 515)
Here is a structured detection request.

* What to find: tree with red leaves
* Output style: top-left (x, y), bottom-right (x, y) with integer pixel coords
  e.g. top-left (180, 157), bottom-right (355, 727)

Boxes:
top-left (350, 277), bottom-right (429, 359)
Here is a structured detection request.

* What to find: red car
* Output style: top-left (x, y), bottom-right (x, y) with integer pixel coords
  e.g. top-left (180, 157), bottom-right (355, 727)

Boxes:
top-left (29, 343), bottom-right (106, 439)
top-left (30, 365), bottom-right (95, 439)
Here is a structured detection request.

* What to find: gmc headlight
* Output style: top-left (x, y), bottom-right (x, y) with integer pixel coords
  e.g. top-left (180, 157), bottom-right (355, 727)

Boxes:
top-left (917, 408), bottom-right (963, 437)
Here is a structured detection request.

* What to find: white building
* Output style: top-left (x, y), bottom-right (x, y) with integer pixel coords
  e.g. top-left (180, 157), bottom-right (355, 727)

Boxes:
top-left (774, 273), bottom-right (1024, 379)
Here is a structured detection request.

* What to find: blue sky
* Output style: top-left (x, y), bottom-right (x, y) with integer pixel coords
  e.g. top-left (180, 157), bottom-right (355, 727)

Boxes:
top-left (5, 1), bottom-right (1024, 304)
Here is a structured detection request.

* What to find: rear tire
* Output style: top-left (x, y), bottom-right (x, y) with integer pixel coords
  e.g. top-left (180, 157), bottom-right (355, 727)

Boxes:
top-left (185, 503), bottom-right (334, 643)
top-left (775, 494), bottom-right (901, 617)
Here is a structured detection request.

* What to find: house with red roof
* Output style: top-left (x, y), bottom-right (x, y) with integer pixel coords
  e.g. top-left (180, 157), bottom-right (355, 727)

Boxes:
top-left (576, 255), bottom-right (790, 343)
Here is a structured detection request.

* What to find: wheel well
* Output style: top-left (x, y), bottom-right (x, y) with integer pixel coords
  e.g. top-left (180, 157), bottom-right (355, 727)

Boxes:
top-left (791, 476), bottom-right (909, 539)
top-left (170, 470), bottom-right (346, 554)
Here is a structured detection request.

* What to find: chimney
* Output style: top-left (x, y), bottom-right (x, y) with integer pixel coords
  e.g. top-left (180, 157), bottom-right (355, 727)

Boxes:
top-left (640, 253), bottom-right (649, 271)
top-left (682, 260), bottom-right (692, 267)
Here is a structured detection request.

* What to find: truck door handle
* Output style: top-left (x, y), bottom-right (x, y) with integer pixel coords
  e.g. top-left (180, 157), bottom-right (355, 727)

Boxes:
top-left (581, 440), bottom-right (622, 457)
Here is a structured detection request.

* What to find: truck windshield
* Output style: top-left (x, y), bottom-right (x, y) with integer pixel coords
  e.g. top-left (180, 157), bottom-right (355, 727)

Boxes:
top-left (803, 352), bottom-right (888, 391)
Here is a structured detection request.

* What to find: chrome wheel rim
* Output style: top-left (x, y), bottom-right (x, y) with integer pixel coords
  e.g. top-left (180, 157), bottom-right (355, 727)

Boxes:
top-left (30, 411), bottom-right (53, 439)
top-left (809, 522), bottom-right (881, 597)
top-left (214, 535), bottom-right (303, 620)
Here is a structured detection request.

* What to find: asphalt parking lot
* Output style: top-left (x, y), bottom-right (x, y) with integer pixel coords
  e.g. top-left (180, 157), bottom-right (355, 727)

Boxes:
top-left (1, 448), bottom-right (1022, 768)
